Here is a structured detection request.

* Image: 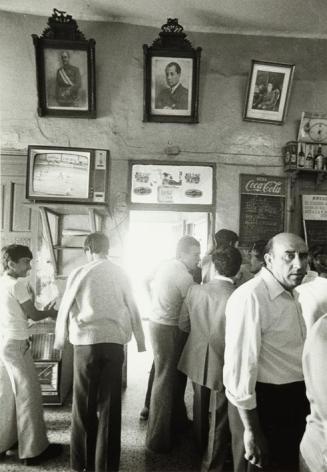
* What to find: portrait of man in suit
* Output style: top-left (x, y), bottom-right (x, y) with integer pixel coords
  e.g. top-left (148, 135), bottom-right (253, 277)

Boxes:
top-left (151, 58), bottom-right (192, 115)
top-left (155, 62), bottom-right (189, 110)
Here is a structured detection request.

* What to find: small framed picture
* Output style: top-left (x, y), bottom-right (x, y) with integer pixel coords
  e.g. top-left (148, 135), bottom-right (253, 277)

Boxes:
top-left (243, 60), bottom-right (295, 125)
top-left (32, 9), bottom-right (96, 118)
top-left (143, 19), bottom-right (201, 123)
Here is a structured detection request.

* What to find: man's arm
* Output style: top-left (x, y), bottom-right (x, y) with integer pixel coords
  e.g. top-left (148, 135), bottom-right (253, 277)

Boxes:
top-left (223, 289), bottom-right (267, 467)
top-left (20, 299), bottom-right (57, 322)
top-left (178, 290), bottom-right (191, 333)
top-left (121, 272), bottom-right (146, 352)
top-left (238, 407), bottom-right (268, 468)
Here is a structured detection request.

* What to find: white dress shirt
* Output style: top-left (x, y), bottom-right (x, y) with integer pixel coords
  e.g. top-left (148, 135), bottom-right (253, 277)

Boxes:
top-left (295, 276), bottom-right (327, 330)
top-left (223, 267), bottom-right (306, 410)
top-left (300, 313), bottom-right (327, 472)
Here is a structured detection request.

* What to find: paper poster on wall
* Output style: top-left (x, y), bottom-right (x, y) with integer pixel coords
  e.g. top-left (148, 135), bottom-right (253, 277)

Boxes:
top-left (302, 195), bottom-right (327, 247)
top-left (129, 163), bottom-right (213, 205)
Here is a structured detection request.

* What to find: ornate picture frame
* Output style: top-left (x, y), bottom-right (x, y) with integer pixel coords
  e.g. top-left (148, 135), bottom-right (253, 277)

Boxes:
top-left (32, 9), bottom-right (96, 118)
top-left (243, 60), bottom-right (295, 125)
top-left (143, 19), bottom-right (201, 123)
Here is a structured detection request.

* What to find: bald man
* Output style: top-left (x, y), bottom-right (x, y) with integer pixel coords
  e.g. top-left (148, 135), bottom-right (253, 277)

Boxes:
top-left (223, 233), bottom-right (309, 471)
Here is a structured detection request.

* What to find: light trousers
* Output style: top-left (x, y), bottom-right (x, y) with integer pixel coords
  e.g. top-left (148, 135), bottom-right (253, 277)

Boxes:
top-left (0, 338), bottom-right (49, 459)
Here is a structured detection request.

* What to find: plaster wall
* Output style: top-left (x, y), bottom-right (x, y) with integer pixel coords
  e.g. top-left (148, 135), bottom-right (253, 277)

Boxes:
top-left (1, 10), bottom-right (326, 236)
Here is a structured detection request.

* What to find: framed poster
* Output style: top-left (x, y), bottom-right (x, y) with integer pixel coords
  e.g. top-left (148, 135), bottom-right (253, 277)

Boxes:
top-left (128, 161), bottom-right (215, 210)
top-left (243, 60), bottom-right (295, 125)
top-left (239, 174), bottom-right (287, 247)
top-left (143, 18), bottom-right (201, 123)
top-left (32, 9), bottom-right (96, 118)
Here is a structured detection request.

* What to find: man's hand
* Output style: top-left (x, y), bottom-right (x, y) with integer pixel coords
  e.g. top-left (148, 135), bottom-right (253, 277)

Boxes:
top-left (238, 407), bottom-right (269, 469)
top-left (243, 428), bottom-right (269, 469)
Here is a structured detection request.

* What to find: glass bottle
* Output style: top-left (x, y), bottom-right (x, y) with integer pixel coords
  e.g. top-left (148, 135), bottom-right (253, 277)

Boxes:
top-left (290, 143), bottom-right (297, 168)
top-left (304, 145), bottom-right (314, 169)
top-left (297, 143), bottom-right (305, 167)
top-left (314, 144), bottom-right (324, 171)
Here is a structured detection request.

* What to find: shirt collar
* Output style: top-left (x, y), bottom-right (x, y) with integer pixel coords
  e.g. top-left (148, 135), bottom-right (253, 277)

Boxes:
top-left (170, 82), bottom-right (180, 94)
top-left (260, 267), bottom-right (292, 300)
top-left (213, 274), bottom-right (234, 284)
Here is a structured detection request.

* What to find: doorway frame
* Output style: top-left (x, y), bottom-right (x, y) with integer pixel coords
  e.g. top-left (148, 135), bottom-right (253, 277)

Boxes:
top-left (127, 160), bottom-right (217, 244)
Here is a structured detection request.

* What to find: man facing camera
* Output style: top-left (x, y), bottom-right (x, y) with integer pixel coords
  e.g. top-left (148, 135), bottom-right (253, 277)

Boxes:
top-left (155, 62), bottom-right (189, 110)
top-left (0, 244), bottom-right (62, 466)
top-left (55, 232), bottom-right (145, 472)
top-left (224, 232), bottom-right (309, 471)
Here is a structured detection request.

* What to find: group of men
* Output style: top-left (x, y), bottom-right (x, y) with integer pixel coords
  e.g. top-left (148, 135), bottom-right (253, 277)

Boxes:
top-left (143, 230), bottom-right (326, 472)
top-left (0, 229), bottom-right (326, 471)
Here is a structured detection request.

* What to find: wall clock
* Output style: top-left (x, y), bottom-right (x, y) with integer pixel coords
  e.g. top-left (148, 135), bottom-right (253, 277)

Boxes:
top-left (298, 111), bottom-right (327, 143)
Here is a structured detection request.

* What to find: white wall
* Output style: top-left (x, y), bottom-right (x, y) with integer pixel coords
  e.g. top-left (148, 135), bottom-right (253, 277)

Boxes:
top-left (1, 10), bottom-right (327, 236)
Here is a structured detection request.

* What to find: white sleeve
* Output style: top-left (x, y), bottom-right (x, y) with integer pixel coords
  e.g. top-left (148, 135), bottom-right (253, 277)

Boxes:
top-left (223, 289), bottom-right (261, 410)
top-left (13, 279), bottom-right (31, 304)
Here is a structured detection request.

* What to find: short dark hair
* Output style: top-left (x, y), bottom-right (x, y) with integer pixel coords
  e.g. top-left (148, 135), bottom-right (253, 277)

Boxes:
top-left (309, 245), bottom-right (327, 274)
top-left (176, 236), bottom-right (200, 258)
top-left (1, 244), bottom-right (33, 271)
top-left (212, 246), bottom-right (242, 277)
top-left (166, 62), bottom-right (181, 75)
top-left (251, 240), bottom-right (267, 261)
top-left (84, 232), bottom-right (109, 255)
top-left (214, 229), bottom-right (239, 249)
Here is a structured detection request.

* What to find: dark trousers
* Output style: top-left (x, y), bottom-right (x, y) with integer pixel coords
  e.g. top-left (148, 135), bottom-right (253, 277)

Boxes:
top-left (144, 362), bottom-right (155, 409)
top-left (193, 383), bottom-right (210, 453)
top-left (71, 343), bottom-right (124, 472)
top-left (229, 381), bottom-right (310, 472)
top-left (146, 322), bottom-right (188, 453)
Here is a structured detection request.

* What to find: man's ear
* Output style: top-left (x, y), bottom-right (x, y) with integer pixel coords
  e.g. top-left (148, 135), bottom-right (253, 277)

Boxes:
top-left (264, 252), bottom-right (272, 269)
top-left (7, 260), bottom-right (16, 271)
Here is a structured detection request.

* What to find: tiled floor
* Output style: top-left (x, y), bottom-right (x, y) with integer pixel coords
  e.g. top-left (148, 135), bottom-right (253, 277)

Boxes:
top-left (0, 323), bottom-right (203, 471)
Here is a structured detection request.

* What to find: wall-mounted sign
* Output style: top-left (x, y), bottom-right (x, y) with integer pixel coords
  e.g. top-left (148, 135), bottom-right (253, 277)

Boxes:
top-left (129, 162), bottom-right (214, 206)
top-left (302, 195), bottom-right (327, 247)
top-left (302, 195), bottom-right (327, 220)
top-left (239, 174), bottom-right (286, 247)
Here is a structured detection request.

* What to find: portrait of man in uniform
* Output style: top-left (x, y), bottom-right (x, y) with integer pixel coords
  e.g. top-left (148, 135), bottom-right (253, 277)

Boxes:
top-left (43, 48), bottom-right (88, 111)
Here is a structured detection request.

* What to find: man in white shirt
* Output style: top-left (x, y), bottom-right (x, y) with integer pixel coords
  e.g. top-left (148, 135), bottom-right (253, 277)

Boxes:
top-left (295, 245), bottom-right (327, 331)
top-left (146, 235), bottom-right (201, 453)
top-left (223, 233), bottom-right (309, 471)
top-left (54, 232), bottom-right (146, 472)
top-left (0, 244), bottom-right (61, 465)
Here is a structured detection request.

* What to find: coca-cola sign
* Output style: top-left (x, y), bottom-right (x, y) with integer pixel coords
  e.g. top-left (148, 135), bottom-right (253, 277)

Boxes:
top-left (240, 174), bottom-right (286, 196)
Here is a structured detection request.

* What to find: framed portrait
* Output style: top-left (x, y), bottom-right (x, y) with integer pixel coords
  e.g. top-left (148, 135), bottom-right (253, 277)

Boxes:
top-left (32, 9), bottom-right (96, 118)
top-left (243, 60), bottom-right (295, 125)
top-left (143, 18), bottom-right (201, 123)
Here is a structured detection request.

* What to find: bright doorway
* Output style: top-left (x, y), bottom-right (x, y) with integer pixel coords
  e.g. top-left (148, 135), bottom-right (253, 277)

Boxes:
top-left (123, 209), bottom-right (212, 402)
top-left (123, 210), bottom-right (211, 319)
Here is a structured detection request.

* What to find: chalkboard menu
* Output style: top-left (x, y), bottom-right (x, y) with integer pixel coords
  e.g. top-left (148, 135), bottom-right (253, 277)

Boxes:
top-left (302, 195), bottom-right (327, 247)
top-left (239, 174), bottom-right (286, 247)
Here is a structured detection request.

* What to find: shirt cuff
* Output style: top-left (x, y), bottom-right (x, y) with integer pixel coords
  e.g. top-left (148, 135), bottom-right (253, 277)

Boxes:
top-left (225, 388), bottom-right (257, 410)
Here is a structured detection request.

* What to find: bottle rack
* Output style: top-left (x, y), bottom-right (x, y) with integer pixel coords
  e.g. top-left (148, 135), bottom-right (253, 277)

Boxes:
top-left (283, 141), bottom-right (327, 185)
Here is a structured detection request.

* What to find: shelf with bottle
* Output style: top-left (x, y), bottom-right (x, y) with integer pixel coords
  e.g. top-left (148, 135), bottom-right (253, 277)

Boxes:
top-left (283, 141), bottom-right (327, 173)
